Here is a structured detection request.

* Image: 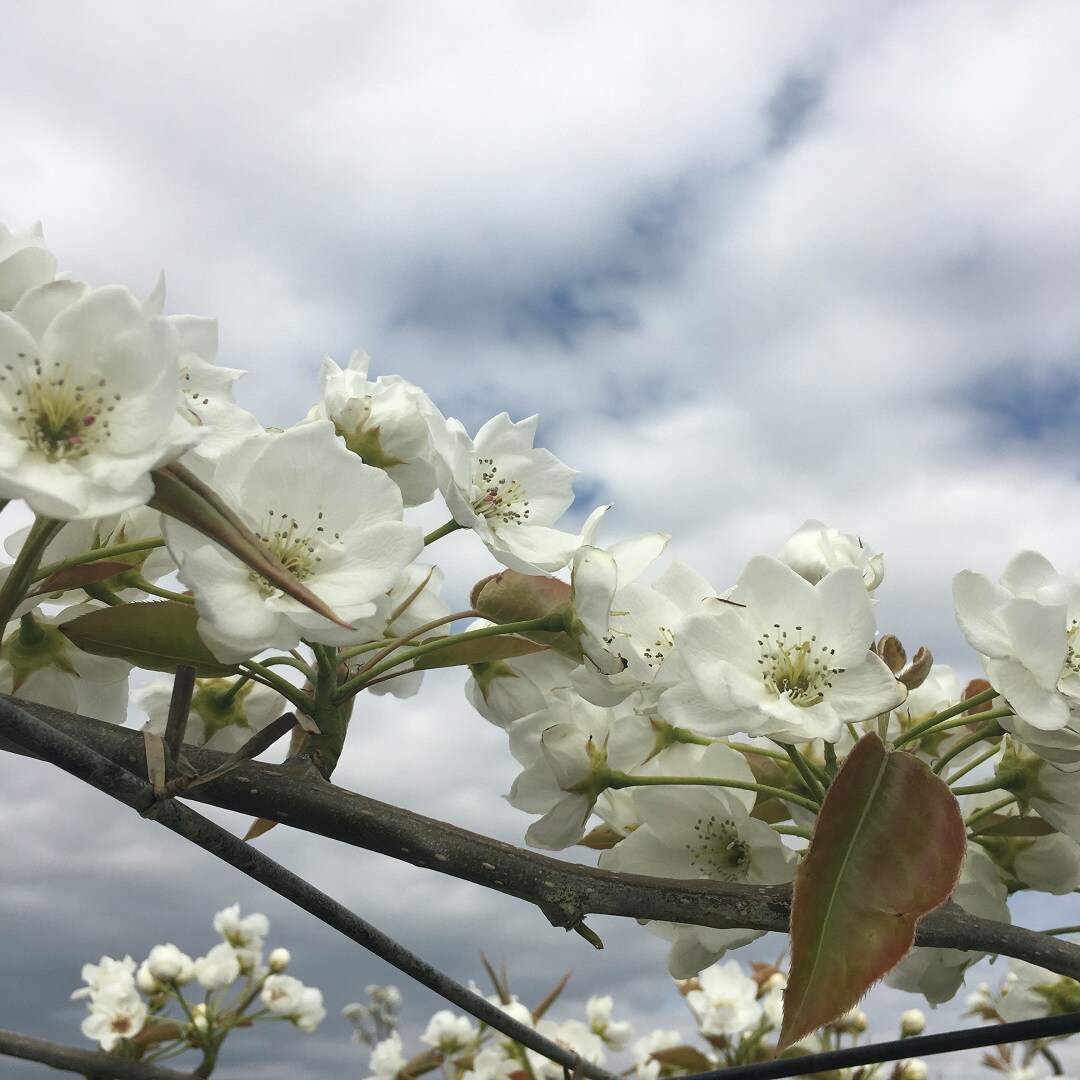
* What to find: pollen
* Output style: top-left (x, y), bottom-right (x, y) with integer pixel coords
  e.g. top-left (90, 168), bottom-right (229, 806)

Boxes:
top-left (1, 355), bottom-right (112, 462)
top-left (756, 623), bottom-right (845, 708)
top-left (253, 508), bottom-right (338, 596)
top-left (470, 457), bottom-right (531, 525)
top-left (685, 815), bottom-right (751, 882)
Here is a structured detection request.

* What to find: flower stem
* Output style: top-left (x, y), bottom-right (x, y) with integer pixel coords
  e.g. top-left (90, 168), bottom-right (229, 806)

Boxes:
top-left (951, 777), bottom-right (1009, 796)
top-left (965, 794), bottom-right (1017, 828)
top-left (776, 742), bottom-right (827, 800)
top-left (940, 742), bottom-right (1002, 785)
top-left (0, 516), bottom-right (65, 628)
top-left (334, 613), bottom-right (566, 702)
top-left (240, 660), bottom-right (313, 713)
top-left (423, 518), bottom-right (465, 546)
top-left (772, 824), bottom-right (812, 839)
top-left (933, 720), bottom-right (1005, 775)
top-left (29, 535), bottom-right (165, 584)
top-left (1040, 925), bottom-right (1080, 936)
top-left (893, 687), bottom-right (999, 747)
top-left (604, 770), bottom-right (821, 812)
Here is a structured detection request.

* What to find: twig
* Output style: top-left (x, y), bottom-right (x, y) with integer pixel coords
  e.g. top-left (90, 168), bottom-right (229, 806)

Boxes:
top-left (0, 1027), bottom-right (195, 1080)
top-left (0, 696), bottom-right (619, 1080)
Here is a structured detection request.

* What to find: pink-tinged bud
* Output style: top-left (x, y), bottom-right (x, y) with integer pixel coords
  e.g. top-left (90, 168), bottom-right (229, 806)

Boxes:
top-left (472, 570), bottom-right (571, 625)
top-left (963, 677), bottom-right (994, 713)
top-left (899, 645), bottom-right (933, 690)
top-left (876, 634), bottom-right (906, 673)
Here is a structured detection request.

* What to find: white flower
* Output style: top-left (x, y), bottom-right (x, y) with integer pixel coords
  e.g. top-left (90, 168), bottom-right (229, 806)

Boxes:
top-left (900, 1008), bottom-right (926, 1036)
top-left (420, 1009), bottom-right (479, 1052)
top-left (268, 948), bottom-right (290, 972)
top-left (527, 1019), bottom-right (605, 1080)
top-left (632, 1029), bottom-right (686, 1080)
top-left (954, 550), bottom-right (1080, 731)
top-left (261, 974), bottom-right (326, 1031)
top-left (214, 904), bottom-right (269, 970)
top-left (72, 954), bottom-right (137, 1001)
top-left (0, 222), bottom-right (56, 311)
top-left (194, 941), bottom-right (241, 989)
top-left (165, 421), bottom-right (423, 661)
top-left (430, 412), bottom-right (580, 573)
top-left (997, 958), bottom-right (1080, 1022)
top-left (466, 643), bottom-right (578, 730)
top-left (143, 943), bottom-right (194, 985)
top-left (461, 1044), bottom-right (516, 1080)
top-left (686, 960), bottom-right (764, 1037)
top-left (366, 1031), bottom-right (406, 1080)
top-left (80, 982), bottom-right (148, 1051)
top-left (136, 674), bottom-right (285, 753)
top-left (587, 995), bottom-right (633, 1050)
top-left (312, 349), bottom-right (439, 507)
top-left (0, 280), bottom-right (201, 518)
top-left (659, 557), bottom-right (905, 744)
top-left (778, 520), bottom-right (883, 592)
top-left (1, 604), bottom-right (130, 723)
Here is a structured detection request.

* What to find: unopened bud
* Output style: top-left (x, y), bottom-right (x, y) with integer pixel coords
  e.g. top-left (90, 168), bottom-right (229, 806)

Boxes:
top-left (900, 1009), bottom-right (925, 1036)
top-left (899, 1060), bottom-right (928, 1080)
top-left (876, 634), bottom-right (906, 674)
top-left (268, 948), bottom-right (290, 973)
top-left (899, 646), bottom-right (933, 690)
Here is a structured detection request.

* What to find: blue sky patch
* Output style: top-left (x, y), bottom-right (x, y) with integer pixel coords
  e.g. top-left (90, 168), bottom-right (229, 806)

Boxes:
top-left (969, 361), bottom-right (1080, 440)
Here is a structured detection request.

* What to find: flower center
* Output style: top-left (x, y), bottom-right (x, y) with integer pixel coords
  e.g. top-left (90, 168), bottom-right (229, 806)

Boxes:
top-left (686, 815), bottom-right (751, 882)
top-left (756, 623), bottom-right (843, 708)
top-left (471, 457), bottom-right (530, 525)
top-left (1062, 621), bottom-right (1080, 681)
top-left (641, 625), bottom-right (676, 669)
top-left (253, 508), bottom-right (337, 596)
top-left (2, 354), bottom-right (114, 462)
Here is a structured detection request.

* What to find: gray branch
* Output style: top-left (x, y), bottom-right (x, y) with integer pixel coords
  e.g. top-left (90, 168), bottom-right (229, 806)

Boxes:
top-left (0, 1027), bottom-right (195, 1080)
top-left (5, 696), bottom-right (1080, 982)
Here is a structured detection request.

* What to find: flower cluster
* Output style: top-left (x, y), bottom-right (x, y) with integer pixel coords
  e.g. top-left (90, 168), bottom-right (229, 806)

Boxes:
top-left (347, 962), bottom-right (938, 1080)
top-left (71, 906), bottom-right (324, 1070)
top-left (2, 219), bottom-right (1080, 1029)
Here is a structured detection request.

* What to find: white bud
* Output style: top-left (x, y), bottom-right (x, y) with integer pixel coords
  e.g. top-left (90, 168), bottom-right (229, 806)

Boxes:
top-left (900, 1009), bottom-right (926, 1036)
top-left (268, 948), bottom-right (291, 973)
top-left (899, 1060), bottom-right (928, 1080)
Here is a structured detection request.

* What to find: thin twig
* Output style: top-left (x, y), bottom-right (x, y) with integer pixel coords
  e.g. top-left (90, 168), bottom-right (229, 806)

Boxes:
top-left (0, 1027), bottom-right (195, 1080)
top-left (0, 696), bottom-right (619, 1080)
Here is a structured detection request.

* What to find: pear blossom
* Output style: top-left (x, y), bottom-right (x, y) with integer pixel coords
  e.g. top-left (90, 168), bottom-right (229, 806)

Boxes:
top-left (527, 1018), bottom-right (606, 1080)
top-left (194, 941), bottom-right (241, 989)
top-left (142, 943), bottom-right (195, 985)
top-left (262, 974), bottom-right (326, 1031)
top-left (586, 995), bottom-right (633, 1050)
top-left (136, 673), bottom-right (285, 753)
top-left (954, 550), bottom-right (1080, 731)
top-left (632, 1028), bottom-right (685, 1080)
top-left (659, 557), bottom-right (905, 744)
top-left (366, 1031), bottom-right (407, 1080)
top-left (685, 959), bottom-right (764, 1037)
top-left (214, 904), bottom-right (269, 970)
top-left (461, 1043), bottom-right (517, 1080)
top-left (1, 605), bottom-right (130, 723)
top-left (506, 690), bottom-right (653, 849)
top-left (311, 348), bottom-right (439, 507)
top-left (420, 1009), bottom-right (479, 1052)
top-left (80, 982), bottom-right (148, 1051)
top-left (778, 519), bottom-right (884, 592)
top-left (466, 643), bottom-right (578, 729)
top-left (72, 954), bottom-right (138, 1001)
top-left (0, 222), bottom-right (56, 311)
top-left (996, 957), bottom-right (1080, 1022)
top-left (0, 280), bottom-right (201, 518)
top-left (430, 412), bottom-right (581, 573)
top-left (165, 421), bottom-right (423, 661)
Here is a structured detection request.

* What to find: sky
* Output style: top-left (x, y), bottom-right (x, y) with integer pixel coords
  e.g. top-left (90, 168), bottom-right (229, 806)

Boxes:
top-left (2, 1), bottom-right (1080, 1076)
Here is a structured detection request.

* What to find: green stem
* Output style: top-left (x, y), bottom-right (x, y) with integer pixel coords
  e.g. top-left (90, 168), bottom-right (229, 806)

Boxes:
top-left (771, 824), bottom-right (812, 839)
top-left (605, 770), bottom-right (821, 812)
top-left (29, 535), bottom-right (165, 584)
top-left (893, 687), bottom-right (999, 747)
top-left (776, 742), bottom-right (827, 800)
top-left (219, 675), bottom-right (252, 707)
top-left (951, 777), bottom-right (1009, 796)
top-left (718, 739), bottom-right (789, 762)
top-left (965, 794), bottom-right (1017, 828)
top-left (423, 518), bottom-right (465, 547)
top-left (932, 720), bottom-right (1005, 775)
top-left (258, 654), bottom-right (316, 678)
top-left (123, 573), bottom-right (194, 603)
top-left (240, 660), bottom-right (313, 713)
top-left (0, 516), bottom-right (65, 628)
top-left (941, 742), bottom-right (1003, 785)
top-left (334, 613), bottom-right (566, 702)
top-left (1039, 925), bottom-right (1080, 936)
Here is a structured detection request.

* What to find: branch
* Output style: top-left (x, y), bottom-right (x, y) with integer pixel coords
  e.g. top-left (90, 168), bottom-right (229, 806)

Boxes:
top-left (4, 696), bottom-right (1080, 982)
top-left (0, 1027), bottom-right (196, 1080)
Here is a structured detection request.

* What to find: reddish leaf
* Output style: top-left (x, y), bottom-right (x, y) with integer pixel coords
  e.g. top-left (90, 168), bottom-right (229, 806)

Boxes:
top-left (779, 732), bottom-right (965, 1049)
top-left (411, 634), bottom-right (546, 670)
top-left (60, 601), bottom-right (237, 677)
top-left (650, 1046), bottom-right (714, 1071)
top-left (34, 561), bottom-right (134, 594)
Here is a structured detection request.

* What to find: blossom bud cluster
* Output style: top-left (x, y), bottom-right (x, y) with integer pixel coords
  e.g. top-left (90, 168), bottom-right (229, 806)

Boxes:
top-left (71, 906), bottom-right (324, 1065)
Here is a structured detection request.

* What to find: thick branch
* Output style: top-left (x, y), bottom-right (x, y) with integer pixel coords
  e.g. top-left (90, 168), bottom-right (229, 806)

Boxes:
top-left (0, 1027), bottom-right (195, 1080)
top-left (5, 697), bottom-right (1080, 982)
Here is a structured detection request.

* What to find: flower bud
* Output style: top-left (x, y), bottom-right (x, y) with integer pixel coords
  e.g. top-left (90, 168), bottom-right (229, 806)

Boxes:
top-left (900, 1009), bottom-right (926, 1036)
top-left (898, 1060), bottom-right (928, 1080)
top-left (268, 948), bottom-right (291, 973)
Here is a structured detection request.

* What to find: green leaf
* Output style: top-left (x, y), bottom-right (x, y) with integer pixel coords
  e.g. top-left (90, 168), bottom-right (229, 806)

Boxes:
top-left (970, 814), bottom-right (1056, 838)
top-left (60, 601), bottom-right (238, 677)
top-left (411, 634), bottom-right (546, 670)
top-left (649, 1046), bottom-right (715, 1071)
top-left (779, 732), bottom-right (965, 1050)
